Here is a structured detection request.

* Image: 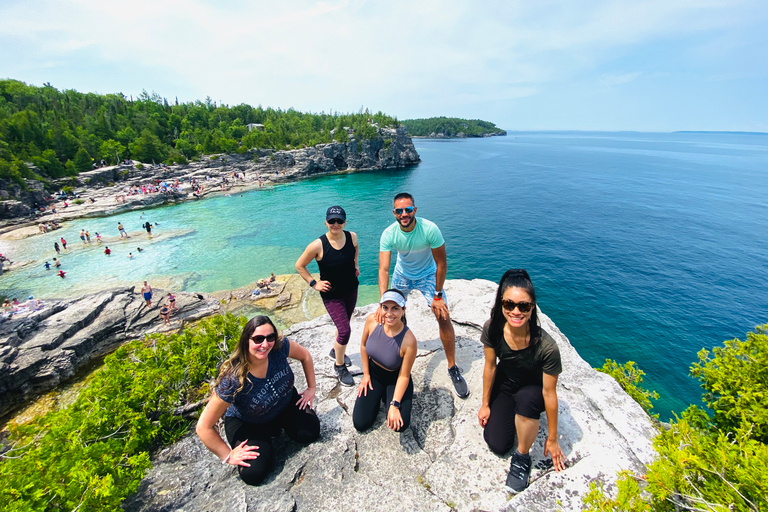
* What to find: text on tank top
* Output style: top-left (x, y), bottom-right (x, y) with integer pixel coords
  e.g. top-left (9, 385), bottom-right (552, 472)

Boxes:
top-left (317, 231), bottom-right (358, 299)
top-left (366, 323), bottom-right (409, 370)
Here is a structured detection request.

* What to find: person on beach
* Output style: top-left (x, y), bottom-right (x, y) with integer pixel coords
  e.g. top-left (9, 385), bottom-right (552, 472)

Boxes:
top-left (137, 247), bottom-right (143, 252)
top-left (54, 241), bottom-right (60, 254)
top-left (478, 269), bottom-right (566, 493)
top-left (104, 246), bottom-right (111, 256)
top-left (79, 229), bottom-right (86, 245)
top-left (196, 315), bottom-right (320, 486)
top-left (378, 192), bottom-right (469, 398)
top-left (53, 258), bottom-right (61, 267)
top-left (159, 304), bottom-right (171, 325)
top-left (167, 292), bottom-right (178, 312)
top-left (60, 237), bottom-right (67, 250)
top-left (141, 281), bottom-right (153, 308)
top-left (85, 230), bottom-right (91, 244)
top-left (57, 270), bottom-right (66, 278)
top-left (144, 221), bottom-right (153, 238)
top-left (128, 252), bottom-right (133, 259)
top-left (44, 261), bottom-right (51, 270)
top-left (295, 205), bottom-right (359, 387)
top-left (95, 232), bottom-right (102, 244)
top-left (118, 222), bottom-right (128, 238)
top-left (353, 289), bottom-right (417, 432)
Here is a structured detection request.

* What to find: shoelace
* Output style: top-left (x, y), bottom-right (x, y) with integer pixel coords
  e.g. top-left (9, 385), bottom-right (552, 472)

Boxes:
top-left (509, 456), bottom-right (530, 479)
top-left (449, 366), bottom-right (463, 382)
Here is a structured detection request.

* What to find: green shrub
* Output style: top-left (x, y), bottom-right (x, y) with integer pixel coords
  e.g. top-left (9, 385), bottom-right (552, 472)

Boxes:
top-left (73, 199), bottom-right (84, 205)
top-left (61, 186), bottom-right (73, 194)
top-left (596, 360), bottom-right (658, 416)
top-left (210, 155), bottom-right (219, 161)
top-left (0, 313), bottom-right (246, 511)
top-left (135, 163), bottom-right (144, 170)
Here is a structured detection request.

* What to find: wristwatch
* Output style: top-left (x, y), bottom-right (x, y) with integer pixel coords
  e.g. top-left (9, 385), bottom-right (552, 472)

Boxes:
top-left (390, 400), bottom-right (401, 409)
top-left (309, 279), bottom-right (317, 288)
top-left (433, 291), bottom-right (443, 300)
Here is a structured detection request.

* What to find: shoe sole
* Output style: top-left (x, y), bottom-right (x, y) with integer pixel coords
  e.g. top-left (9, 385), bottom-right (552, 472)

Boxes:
top-left (504, 484), bottom-right (526, 494)
top-left (338, 379), bottom-right (355, 387)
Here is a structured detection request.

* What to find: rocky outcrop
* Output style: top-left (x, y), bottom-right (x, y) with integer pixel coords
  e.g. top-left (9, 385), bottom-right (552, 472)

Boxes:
top-left (0, 288), bottom-right (219, 418)
top-left (418, 130), bottom-right (508, 139)
top-left (0, 128), bottom-right (420, 230)
top-left (125, 279), bottom-right (657, 512)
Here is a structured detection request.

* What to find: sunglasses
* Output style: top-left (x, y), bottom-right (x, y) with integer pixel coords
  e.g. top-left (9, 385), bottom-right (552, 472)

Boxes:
top-left (327, 218), bottom-right (345, 224)
top-left (250, 332), bottom-right (277, 344)
top-left (501, 300), bottom-right (534, 313)
top-left (393, 206), bottom-right (415, 215)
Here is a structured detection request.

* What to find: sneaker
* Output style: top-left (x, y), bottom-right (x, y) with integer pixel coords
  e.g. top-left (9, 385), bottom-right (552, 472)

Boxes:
top-left (505, 452), bottom-right (532, 493)
top-left (335, 364), bottom-right (354, 387)
top-left (448, 365), bottom-right (469, 398)
top-left (329, 347), bottom-right (352, 367)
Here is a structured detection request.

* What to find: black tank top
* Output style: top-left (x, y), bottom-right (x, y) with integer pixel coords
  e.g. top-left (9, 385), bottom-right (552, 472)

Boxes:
top-left (317, 231), bottom-right (359, 299)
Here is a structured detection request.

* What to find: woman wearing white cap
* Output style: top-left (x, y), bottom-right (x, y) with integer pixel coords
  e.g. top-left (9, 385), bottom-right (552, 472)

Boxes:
top-left (353, 289), bottom-right (417, 432)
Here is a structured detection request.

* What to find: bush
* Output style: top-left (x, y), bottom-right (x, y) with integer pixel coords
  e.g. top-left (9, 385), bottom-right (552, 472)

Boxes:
top-left (73, 199), bottom-right (84, 205)
top-left (584, 324), bottom-right (768, 512)
top-left (135, 163), bottom-right (144, 170)
top-left (596, 360), bottom-right (658, 416)
top-left (0, 313), bottom-right (246, 511)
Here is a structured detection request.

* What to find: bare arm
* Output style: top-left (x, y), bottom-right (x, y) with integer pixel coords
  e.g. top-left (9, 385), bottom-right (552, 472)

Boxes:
top-left (430, 244), bottom-right (449, 319)
top-left (196, 393), bottom-right (259, 466)
top-left (542, 373), bottom-right (566, 471)
top-left (351, 231), bottom-right (360, 277)
top-left (288, 340), bottom-right (316, 409)
top-left (478, 346), bottom-right (497, 427)
top-left (387, 331), bottom-right (418, 430)
top-left (357, 315), bottom-right (376, 396)
top-left (378, 250), bottom-right (391, 296)
top-left (295, 240), bottom-right (329, 291)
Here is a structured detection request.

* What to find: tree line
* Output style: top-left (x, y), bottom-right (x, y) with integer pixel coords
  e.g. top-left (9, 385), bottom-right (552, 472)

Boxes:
top-left (401, 116), bottom-right (505, 137)
top-left (0, 79), bottom-right (399, 191)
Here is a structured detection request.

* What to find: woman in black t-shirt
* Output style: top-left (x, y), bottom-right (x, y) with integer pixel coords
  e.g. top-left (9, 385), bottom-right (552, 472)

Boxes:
top-left (295, 205), bottom-right (360, 387)
top-left (478, 269), bottom-right (566, 493)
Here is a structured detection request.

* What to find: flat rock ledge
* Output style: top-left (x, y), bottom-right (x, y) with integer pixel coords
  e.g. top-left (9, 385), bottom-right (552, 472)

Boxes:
top-left (124, 279), bottom-right (657, 512)
top-left (0, 287), bottom-right (220, 418)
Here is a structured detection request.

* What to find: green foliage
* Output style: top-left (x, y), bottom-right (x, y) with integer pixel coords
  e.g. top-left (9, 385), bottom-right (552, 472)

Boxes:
top-left (0, 79), bottom-right (400, 187)
top-left (73, 199), bottom-right (84, 205)
top-left (584, 325), bottom-right (768, 512)
top-left (0, 313), bottom-right (246, 512)
top-left (596, 360), bottom-right (659, 416)
top-left (690, 325), bottom-right (768, 443)
top-left (401, 116), bottom-right (505, 137)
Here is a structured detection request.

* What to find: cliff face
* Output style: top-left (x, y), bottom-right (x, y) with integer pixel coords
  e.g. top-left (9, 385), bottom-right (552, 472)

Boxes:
top-left (125, 279), bottom-right (657, 512)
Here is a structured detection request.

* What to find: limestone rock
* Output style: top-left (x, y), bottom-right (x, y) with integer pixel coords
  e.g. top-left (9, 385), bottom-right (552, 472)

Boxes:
top-left (126, 279), bottom-right (657, 512)
top-left (0, 287), bottom-right (219, 418)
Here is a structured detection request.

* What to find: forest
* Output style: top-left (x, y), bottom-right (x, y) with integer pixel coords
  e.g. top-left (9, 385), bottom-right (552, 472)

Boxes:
top-left (0, 79), bottom-right (399, 190)
top-left (401, 116), bottom-right (505, 137)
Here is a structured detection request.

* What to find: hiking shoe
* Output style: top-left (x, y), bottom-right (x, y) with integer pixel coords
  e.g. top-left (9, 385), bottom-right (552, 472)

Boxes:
top-left (335, 364), bottom-right (354, 387)
top-left (448, 365), bottom-right (469, 398)
top-left (505, 452), bottom-right (532, 493)
top-left (329, 347), bottom-right (352, 367)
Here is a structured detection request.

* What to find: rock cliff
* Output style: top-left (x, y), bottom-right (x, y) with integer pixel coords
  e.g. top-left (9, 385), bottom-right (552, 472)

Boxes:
top-left (125, 279), bottom-right (657, 512)
top-left (0, 288), bottom-right (219, 418)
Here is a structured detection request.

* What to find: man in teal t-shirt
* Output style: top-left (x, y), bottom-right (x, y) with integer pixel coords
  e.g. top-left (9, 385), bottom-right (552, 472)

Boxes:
top-left (378, 192), bottom-right (469, 398)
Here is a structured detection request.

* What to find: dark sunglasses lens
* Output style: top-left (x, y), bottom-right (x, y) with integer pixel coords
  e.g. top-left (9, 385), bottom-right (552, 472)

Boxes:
top-left (502, 300), bottom-right (532, 312)
top-left (394, 207), bottom-right (414, 215)
top-left (328, 218), bottom-right (344, 224)
top-left (253, 333), bottom-right (277, 343)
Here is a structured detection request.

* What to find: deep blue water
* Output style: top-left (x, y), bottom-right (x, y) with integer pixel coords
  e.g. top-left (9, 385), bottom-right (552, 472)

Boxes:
top-left (3, 131), bottom-right (766, 419)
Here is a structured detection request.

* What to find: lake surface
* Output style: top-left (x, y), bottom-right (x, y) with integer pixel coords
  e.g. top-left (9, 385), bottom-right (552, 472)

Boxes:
top-left (2, 131), bottom-right (767, 419)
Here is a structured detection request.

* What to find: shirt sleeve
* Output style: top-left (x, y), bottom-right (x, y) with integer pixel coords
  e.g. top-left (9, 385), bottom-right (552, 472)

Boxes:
top-left (480, 319), bottom-right (495, 349)
top-left (425, 221), bottom-right (445, 249)
top-left (215, 375), bottom-right (237, 404)
top-left (539, 333), bottom-right (562, 376)
top-left (279, 337), bottom-right (291, 358)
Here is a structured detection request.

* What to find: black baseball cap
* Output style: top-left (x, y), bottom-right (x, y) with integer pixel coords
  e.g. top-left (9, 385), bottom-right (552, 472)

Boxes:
top-left (326, 205), bottom-right (346, 221)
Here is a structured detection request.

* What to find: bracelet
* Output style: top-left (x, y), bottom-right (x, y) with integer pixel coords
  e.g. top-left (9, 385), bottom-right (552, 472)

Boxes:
top-left (309, 279), bottom-right (317, 288)
top-left (222, 450), bottom-right (232, 464)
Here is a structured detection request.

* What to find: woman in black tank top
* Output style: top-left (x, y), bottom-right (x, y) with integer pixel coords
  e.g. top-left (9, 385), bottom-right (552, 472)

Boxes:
top-left (295, 206), bottom-right (360, 387)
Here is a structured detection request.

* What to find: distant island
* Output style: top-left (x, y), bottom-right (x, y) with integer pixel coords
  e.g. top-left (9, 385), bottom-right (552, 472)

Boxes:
top-left (401, 117), bottom-right (507, 138)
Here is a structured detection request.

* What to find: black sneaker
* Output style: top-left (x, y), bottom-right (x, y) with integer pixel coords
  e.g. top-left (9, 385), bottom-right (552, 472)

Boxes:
top-left (335, 364), bottom-right (354, 387)
top-left (505, 452), bottom-right (532, 493)
top-left (448, 365), bottom-right (469, 398)
top-left (329, 347), bottom-right (352, 367)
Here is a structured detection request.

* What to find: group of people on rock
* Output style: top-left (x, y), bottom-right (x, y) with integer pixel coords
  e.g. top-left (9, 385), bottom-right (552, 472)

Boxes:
top-left (197, 192), bottom-right (566, 493)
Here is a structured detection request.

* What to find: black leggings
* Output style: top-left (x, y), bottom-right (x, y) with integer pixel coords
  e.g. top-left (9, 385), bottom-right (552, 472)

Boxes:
top-left (224, 388), bottom-right (320, 485)
top-left (353, 358), bottom-right (413, 432)
top-left (483, 376), bottom-right (545, 455)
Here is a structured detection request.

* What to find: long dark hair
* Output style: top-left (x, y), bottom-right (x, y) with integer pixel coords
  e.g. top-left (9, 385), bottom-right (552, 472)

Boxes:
top-left (488, 269), bottom-right (540, 348)
top-left (214, 315), bottom-right (282, 397)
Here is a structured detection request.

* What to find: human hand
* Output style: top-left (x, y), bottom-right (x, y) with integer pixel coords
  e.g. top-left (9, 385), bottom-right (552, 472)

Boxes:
top-left (387, 405), bottom-right (403, 431)
top-left (229, 440), bottom-right (260, 467)
top-left (478, 405), bottom-right (491, 427)
top-left (373, 304), bottom-right (385, 324)
top-left (431, 299), bottom-right (449, 321)
top-left (355, 267), bottom-right (360, 277)
top-left (314, 280), bottom-right (332, 293)
top-left (296, 387), bottom-right (315, 409)
top-left (544, 437), bottom-right (566, 472)
top-left (357, 374), bottom-right (372, 397)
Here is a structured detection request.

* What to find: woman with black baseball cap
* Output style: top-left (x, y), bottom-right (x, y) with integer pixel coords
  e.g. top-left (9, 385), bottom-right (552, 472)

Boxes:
top-left (295, 205), bottom-right (360, 387)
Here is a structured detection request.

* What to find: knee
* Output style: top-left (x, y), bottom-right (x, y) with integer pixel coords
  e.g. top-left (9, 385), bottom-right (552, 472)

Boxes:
top-left (484, 429), bottom-right (512, 455)
top-left (337, 325), bottom-right (352, 345)
top-left (237, 449), bottom-right (274, 486)
top-left (295, 415), bottom-right (321, 444)
top-left (353, 414), bottom-right (372, 432)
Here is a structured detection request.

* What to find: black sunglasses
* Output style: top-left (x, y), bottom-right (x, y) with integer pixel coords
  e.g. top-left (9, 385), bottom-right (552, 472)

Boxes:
top-left (393, 206), bottom-right (415, 215)
top-left (327, 218), bottom-right (345, 224)
top-left (250, 332), bottom-right (277, 344)
top-left (501, 300), bottom-right (533, 313)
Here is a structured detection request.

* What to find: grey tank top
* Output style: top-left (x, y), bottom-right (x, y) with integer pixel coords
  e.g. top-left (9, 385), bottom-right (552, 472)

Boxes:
top-left (366, 323), bottom-right (409, 370)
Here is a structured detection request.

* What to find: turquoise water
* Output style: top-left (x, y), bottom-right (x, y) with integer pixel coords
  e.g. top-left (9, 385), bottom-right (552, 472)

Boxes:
top-left (2, 131), bottom-right (767, 420)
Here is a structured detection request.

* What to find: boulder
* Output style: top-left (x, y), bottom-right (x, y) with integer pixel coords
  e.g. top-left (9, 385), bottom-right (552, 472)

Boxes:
top-left (0, 287), bottom-right (220, 418)
top-left (125, 279), bottom-right (657, 512)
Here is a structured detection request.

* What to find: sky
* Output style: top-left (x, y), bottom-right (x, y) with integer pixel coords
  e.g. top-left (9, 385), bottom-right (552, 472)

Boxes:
top-left (1, 0), bottom-right (767, 132)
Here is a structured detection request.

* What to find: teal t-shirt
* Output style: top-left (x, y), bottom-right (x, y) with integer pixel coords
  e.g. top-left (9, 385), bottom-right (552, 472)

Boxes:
top-left (379, 218), bottom-right (445, 279)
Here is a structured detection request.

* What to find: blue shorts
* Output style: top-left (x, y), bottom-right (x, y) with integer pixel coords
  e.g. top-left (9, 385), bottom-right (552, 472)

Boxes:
top-left (390, 272), bottom-right (447, 307)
